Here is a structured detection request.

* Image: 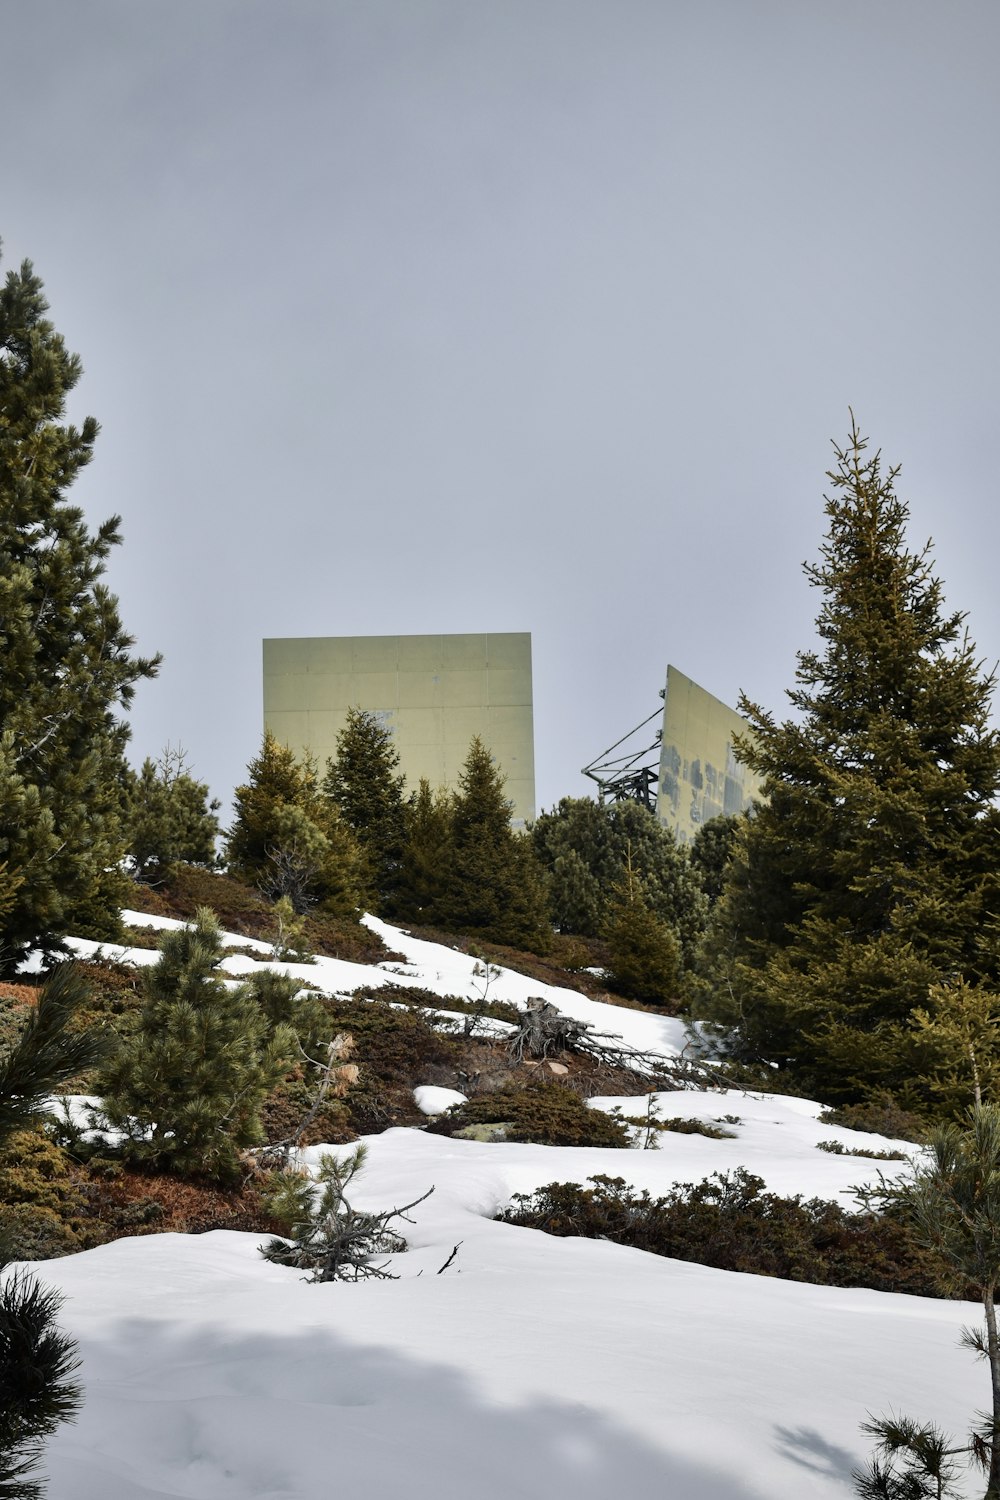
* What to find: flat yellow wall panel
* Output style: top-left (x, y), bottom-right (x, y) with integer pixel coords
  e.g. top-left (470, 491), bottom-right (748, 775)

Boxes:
top-left (441, 670), bottom-right (489, 707)
top-left (263, 640), bottom-right (309, 674)
top-left (484, 633), bottom-right (529, 667)
top-left (398, 707), bottom-right (446, 744)
top-left (263, 632), bottom-right (534, 823)
top-left (396, 673), bottom-right (446, 709)
top-left (262, 710), bottom-right (312, 749)
top-left (484, 667), bottom-right (531, 707)
top-left (397, 635), bottom-right (447, 667)
top-left (441, 634), bottom-right (488, 667)
top-left (656, 665), bottom-right (764, 845)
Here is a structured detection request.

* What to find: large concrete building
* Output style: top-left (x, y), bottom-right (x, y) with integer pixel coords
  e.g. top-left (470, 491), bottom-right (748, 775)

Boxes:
top-left (656, 665), bottom-right (764, 844)
top-left (262, 632), bottom-right (535, 825)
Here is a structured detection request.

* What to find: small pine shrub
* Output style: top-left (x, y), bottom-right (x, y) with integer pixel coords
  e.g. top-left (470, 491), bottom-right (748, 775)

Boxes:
top-left (98, 910), bottom-right (297, 1181)
top-left (348, 982), bottom-right (521, 1027)
top-left (261, 1144), bottom-right (430, 1281)
top-left (430, 1081), bottom-right (631, 1148)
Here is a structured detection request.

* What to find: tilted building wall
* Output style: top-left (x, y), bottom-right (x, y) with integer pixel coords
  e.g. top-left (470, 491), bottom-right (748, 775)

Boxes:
top-left (262, 632), bottom-right (535, 825)
top-left (656, 665), bottom-right (764, 844)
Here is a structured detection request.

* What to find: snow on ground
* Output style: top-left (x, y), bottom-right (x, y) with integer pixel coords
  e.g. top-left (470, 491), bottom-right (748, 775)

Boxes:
top-left (14, 915), bottom-right (981, 1498)
top-left (64, 911), bottom-right (693, 1058)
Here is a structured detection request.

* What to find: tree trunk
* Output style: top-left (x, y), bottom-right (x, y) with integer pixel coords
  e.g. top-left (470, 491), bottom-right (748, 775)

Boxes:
top-left (984, 1285), bottom-right (1000, 1498)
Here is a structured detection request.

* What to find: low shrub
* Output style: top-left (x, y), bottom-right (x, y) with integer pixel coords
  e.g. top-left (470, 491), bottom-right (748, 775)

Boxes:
top-left (261, 1076), bottom-right (355, 1147)
top-left (816, 1139), bottom-right (908, 1161)
top-left (129, 864), bottom-right (398, 965)
top-left (616, 1113), bottom-right (736, 1140)
top-left (498, 1168), bottom-right (951, 1295)
top-left (430, 1081), bottom-right (631, 1148)
top-left (818, 1097), bottom-right (927, 1144)
top-left (0, 1129), bottom-right (98, 1260)
top-left (0, 1126), bottom-right (287, 1260)
top-left (321, 997), bottom-right (459, 1134)
top-left (348, 982), bottom-right (521, 1028)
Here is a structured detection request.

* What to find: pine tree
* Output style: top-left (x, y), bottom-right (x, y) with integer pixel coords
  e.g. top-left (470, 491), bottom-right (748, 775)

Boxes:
top-left (0, 256), bottom-right (159, 972)
top-left (0, 967), bottom-right (101, 1497)
top-left (99, 909), bottom-right (296, 1180)
top-left (688, 813), bottom-right (742, 908)
top-left (702, 419), bottom-right (1000, 1103)
top-left (550, 847), bottom-right (603, 935)
top-left (908, 979), bottom-right (1000, 1117)
top-left (393, 779), bottom-right (453, 924)
top-left (227, 731), bottom-right (367, 916)
top-left (603, 850), bottom-right (682, 1008)
top-left (126, 746), bottom-right (220, 882)
top-left (531, 796), bottom-right (706, 967)
top-left (431, 738), bottom-right (551, 952)
top-left (323, 709), bottom-right (407, 910)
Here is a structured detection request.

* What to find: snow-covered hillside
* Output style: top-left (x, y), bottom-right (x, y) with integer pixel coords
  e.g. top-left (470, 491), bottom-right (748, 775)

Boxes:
top-left (18, 918), bottom-right (985, 1499)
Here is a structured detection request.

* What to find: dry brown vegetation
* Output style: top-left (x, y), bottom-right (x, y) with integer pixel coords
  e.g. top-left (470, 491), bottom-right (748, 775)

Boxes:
top-left (127, 864), bottom-right (398, 965)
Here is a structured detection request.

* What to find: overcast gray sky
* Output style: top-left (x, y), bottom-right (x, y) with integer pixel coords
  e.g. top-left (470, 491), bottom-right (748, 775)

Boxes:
top-left (3, 1), bottom-right (998, 818)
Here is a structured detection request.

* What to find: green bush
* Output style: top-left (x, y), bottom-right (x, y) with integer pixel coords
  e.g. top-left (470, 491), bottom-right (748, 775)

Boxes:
top-left (499, 1168), bottom-right (950, 1294)
top-left (0, 1129), bottom-right (95, 1261)
top-left (816, 1139), bottom-right (907, 1161)
top-left (818, 1097), bottom-right (928, 1143)
top-left (430, 1081), bottom-right (631, 1148)
top-left (348, 982), bottom-right (521, 1027)
top-left (617, 1113), bottom-right (736, 1140)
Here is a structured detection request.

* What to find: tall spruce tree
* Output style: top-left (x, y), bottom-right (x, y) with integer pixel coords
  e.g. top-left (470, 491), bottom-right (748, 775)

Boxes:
top-left (430, 737), bottom-right (551, 952)
top-left (323, 708), bottom-right (407, 910)
top-left (393, 778), bottom-right (453, 925)
top-left (702, 419), bottom-right (1000, 1104)
top-left (0, 256), bottom-right (159, 971)
top-left (603, 851), bottom-right (682, 1009)
top-left (227, 731), bottom-right (367, 916)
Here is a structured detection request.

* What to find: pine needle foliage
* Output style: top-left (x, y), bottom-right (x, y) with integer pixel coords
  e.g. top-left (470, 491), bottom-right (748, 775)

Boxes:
top-left (531, 796), bottom-right (706, 967)
top-left (0, 254), bottom-right (159, 972)
top-left (227, 732), bottom-right (366, 917)
top-left (260, 1144), bottom-right (432, 1281)
top-left (702, 418), bottom-right (1000, 1103)
top-left (856, 1104), bottom-right (1000, 1498)
top-left (99, 909), bottom-right (297, 1180)
top-left (435, 737), bottom-right (548, 946)
top-left (126, 747), bottom-right (220, 882)
top-left (602, 850), bottom-right (682, 1008)
top-left (393, 778), bottom-right (452, 923)
top-left (854, 1413), bottom-right (964, 1499)
top-left (0, 1267), bottom-right (82, 1500)
top-left (324, 708), bottom-right (407, 910)
top-left (0, 965), bottom-right (107, 1148)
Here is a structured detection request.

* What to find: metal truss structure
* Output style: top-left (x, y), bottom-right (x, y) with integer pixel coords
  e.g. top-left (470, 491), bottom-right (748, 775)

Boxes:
top-left (581, 701), bottom-right (663, 810)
